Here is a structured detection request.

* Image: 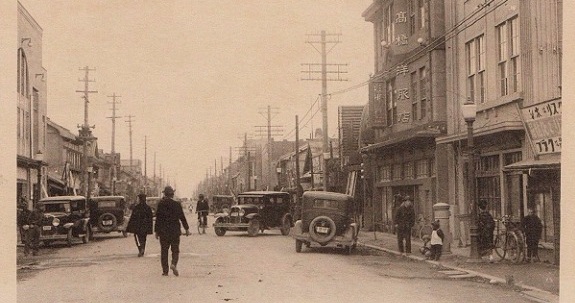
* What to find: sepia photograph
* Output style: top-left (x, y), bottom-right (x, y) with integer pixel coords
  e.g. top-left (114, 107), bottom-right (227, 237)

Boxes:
top-left (1, 0), bottom-right (573, 302)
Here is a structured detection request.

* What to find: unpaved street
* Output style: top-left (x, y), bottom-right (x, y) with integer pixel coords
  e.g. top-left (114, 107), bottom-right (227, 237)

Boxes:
top-left (18, 214), bottom-right (532, 303)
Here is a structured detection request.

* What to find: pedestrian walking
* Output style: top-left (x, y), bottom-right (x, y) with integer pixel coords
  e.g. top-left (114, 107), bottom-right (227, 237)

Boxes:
top-left (522, 208), bottom-right (543, 263)
top-left (196, 193), bottom-right (209, 233)
top-left (23, 203), bottom-right (44, 256)
top-left (154, 186), bottom-right (190, 276)
top-left (477, 199), bottom-right (495, 260)
top-left (429, 220), bottom-right (444, 261)
top-left (126, 192), bottom-right (154, 257)
top-left (394, 196), bottom-right (415, 255)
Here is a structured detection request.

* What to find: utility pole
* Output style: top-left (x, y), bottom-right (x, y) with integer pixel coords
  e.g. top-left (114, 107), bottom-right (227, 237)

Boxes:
top-left (125, 115), bottom-right (135, 170)
top-left (255, 105), bottom-right (283, 189)
top-left (229, 147), bottom-right (232, 194)
top-left (301, 30), bottom-right (347, 191)
top-left (107, 93), bottom-right (121, 195)
top-left (295, 115), bottom-right (301, 207)
top-left (76, 66), bottom-right (97, 198)
top-left (154, 152), bottom-right (157, 194)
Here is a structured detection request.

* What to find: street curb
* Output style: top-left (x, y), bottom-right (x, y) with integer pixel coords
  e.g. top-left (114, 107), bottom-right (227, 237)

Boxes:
top-left (359, 242), bottom-right (559, 303)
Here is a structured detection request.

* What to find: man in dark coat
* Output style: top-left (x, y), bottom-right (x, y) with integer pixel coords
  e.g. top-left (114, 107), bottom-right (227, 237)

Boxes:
top-left (17, 196), bottom-right (30, 246)
top-left (394, 196), bottom-right (415, 254)
top-left (522, 208), bottom-right (543, 262)
top-left (24, 203), bottom-right (44, 256)
top-left (154, 186), bottom-right (189, 276)
top-left (477, 199), bottom-right (495, 256)
top-left (126, 193), bottom-right (154, 257)
top-left (196, 193), bottom-right (209, 233)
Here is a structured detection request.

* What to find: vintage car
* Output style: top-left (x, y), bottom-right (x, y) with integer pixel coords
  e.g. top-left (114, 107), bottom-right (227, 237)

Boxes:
top-left (38, 196), bottom-right (91, 247)
top-left (213, 191), bottom-right (293, 237)
top-left (211, 195), bottom-right (235, 214)
top-left (88, 196), bottom-right (129, 237)
top-left (292, 191), bottom-right (359, 254)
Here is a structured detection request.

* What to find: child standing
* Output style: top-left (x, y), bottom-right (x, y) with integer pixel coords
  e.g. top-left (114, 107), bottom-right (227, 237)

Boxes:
top-left (429, 220), bottom-right (444, 261)
top-left (522, 208), bottom-right (543, 263)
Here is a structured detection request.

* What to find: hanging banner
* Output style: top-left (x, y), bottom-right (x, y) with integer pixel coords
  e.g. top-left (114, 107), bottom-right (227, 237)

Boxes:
top-left (520, 100), bottom-right (561, 155)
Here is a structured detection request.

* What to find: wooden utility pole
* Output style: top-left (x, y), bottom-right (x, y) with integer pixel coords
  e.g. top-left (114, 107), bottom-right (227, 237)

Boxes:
top-left (301, 31), bottom-right (347, 191)
top-left (295, 115), bottom-right (300, 192)
top-left (107, 93), bottom-right (121, 195)
top-left (255, 105), bottom-right (283, 189)
top-left (125, 115), bottom-right (135, 170)
top-left (144, 135), bottom-right (148, 193)
top-left (76, 66), bottom-right (97, 198)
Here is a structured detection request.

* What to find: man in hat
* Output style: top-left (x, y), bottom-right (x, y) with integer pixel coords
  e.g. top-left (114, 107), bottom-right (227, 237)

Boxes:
top-left (394, 195), bottom-right (415, 255)
top-left (126, 192), bottom-right (154, 257)
top-left (196, 194), bottom-right (209, 234)
top-left (154, 186), bottom-right (189, 276)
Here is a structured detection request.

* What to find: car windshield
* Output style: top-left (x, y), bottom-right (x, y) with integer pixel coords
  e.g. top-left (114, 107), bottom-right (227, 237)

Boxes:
top-left (98, 200), bottom-right (117, 208)
top-left (42, 202), bottom-right (71, 213)
top-left (312, 199), bottom-right (339, 209)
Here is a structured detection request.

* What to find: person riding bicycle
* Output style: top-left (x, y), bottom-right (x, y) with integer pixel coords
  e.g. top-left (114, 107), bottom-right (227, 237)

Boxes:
top-left (196, 194), bottom-right (210, 232)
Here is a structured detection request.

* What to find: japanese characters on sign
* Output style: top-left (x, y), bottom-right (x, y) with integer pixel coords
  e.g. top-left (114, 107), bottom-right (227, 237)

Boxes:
top-left (520, 100), bottom-right (561, 155)
top-left (398, 112), bottom-right (411, 123)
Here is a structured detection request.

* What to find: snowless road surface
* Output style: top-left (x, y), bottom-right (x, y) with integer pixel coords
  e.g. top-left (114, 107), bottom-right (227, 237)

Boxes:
top-left (18, 214), bottom-right (532, 303)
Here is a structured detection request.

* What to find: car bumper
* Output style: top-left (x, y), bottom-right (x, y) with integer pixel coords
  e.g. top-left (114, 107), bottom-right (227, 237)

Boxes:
top-left (39, 234), bottom-right (68, 240)
top-left (292, 220), bottom-right (358, 246)
top-left (213, 222), bottom-right (250, 229)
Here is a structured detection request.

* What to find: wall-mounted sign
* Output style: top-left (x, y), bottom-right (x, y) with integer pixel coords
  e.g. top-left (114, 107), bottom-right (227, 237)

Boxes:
top-left (398, 112), bottom-right (411, 123)
top-left (520, 100), bottom-right (561, 155)
top-left (396, 64), bottom-right (409, 76)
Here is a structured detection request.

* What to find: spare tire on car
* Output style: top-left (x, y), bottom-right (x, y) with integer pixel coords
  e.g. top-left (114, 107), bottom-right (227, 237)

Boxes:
top-left (97, 212), bottom-right (118, 232)
top-left (308, 216), bottom-right (337, 245)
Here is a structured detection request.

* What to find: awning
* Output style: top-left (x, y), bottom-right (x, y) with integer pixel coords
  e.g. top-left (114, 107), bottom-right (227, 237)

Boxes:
top-left (504, 154), bottom-right (561, 171)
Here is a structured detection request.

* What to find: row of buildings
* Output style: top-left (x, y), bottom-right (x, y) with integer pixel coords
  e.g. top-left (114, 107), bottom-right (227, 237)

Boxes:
top-left (14, 2), bottom-right (160, 209)
top-left (198, 0), bottom-right (562, 264)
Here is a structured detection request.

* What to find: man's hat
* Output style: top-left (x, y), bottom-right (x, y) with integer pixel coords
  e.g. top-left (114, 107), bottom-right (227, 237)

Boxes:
top-left (163, 186), bottom-right (175, 195)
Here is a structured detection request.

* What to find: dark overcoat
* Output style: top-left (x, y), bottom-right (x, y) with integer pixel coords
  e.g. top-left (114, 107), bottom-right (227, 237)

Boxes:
top-left (478, 210), bottom-right (495, 252)
top-left (126, 202), bottom-right (154, 235)
top-left (522, 214), bottom-right (543, 244)
top-left (154, 197), bottom-right (189, 237)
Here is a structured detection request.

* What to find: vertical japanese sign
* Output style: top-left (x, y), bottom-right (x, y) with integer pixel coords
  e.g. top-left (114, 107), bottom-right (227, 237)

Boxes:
top-left (369, 80), bottom-right (386, 126)
top-left (520, 100), bottom-right (561, 155)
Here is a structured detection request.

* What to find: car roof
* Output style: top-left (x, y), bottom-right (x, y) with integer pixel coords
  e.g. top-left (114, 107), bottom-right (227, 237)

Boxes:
top-left (40, 196), bottom-right (86, 202)
top-left (238, 191), bottom-right (289, 197)
top-left (90, 196), bottom-right (125, 201)
top-left (302, 191), bottom-right (353, 201)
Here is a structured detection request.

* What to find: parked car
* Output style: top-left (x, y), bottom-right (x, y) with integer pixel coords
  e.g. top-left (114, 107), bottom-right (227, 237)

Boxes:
top-left (88, 196), bottom-right (129, 237)
top-left (38, 196), bottom-right (91, 247)
top-left (292, 191), bottom-right (359, 254)
top-left (213, 191), bottom-right (293, 237)
top-left (211, 195), bottom-right (235, 213)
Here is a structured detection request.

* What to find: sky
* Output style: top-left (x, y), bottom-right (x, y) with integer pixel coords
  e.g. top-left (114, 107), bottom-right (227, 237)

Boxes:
top-left (20, 0), bottom-right (374, 197)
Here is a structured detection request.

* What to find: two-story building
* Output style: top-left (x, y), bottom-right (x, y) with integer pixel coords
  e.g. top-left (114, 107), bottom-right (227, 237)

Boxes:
top-left (45, 118), bottom-right (83, 196)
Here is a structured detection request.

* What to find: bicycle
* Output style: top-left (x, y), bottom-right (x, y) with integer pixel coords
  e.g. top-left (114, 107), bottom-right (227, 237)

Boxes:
top-left (196, 210), bottom-right (209, 235)
top-left (413, 214), bottom-right (433, 241)
top-left (493, 215), bottom-right (525, 263)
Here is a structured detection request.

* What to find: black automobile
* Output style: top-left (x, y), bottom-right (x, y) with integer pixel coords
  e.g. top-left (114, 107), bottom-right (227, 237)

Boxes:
top-left (88, 196), bottom-right (129, 237)
top-left (213, 191), bottom-right (293, 237)
top-left (38, 196), bottom-right (91, 247)
top-left (292, 191), bottom-right (359, 254)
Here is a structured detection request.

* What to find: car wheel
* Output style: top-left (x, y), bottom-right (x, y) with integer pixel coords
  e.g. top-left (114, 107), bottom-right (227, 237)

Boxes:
top-left (247, 219), bottom-right (260, 237)
top-left (308, 216), bottom-right (337, 245)
top-left (66, 229), bottom-right (73, 247)
top-left (97, 213), bottom-right (118, 232)
top-left (82, 226), bottom-right (91, 244)
top-left (280, 214), bottom-right (292, 236)
top-left (296, 240), bottom-right (303, 253)
top-left (214, 217), bottom-right (226, 236)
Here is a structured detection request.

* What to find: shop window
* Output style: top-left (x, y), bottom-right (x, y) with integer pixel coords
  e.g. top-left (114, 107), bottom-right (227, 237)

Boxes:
top-left (392, 164), bottom-right (402, 180)
top-left (466, 35), bottom-right (486, 103)
top-left (404, 162), bottom-right (414, 179)
top-left (478, 176), bottom-right (502, 219)
top-left (497, 17), bottom-right (520, 97)
top-left (415, 159), bottom-right (429, 178)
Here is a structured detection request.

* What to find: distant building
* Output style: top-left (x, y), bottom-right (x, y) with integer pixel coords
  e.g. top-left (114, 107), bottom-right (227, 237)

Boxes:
top-left (45, 118), bottom-right (83, 196)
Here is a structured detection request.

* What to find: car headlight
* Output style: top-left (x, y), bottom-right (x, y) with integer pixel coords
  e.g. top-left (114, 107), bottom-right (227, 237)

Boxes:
top-left (52, 218), bottom-right (60, 227)
top-left (239, 209), bottom-right (245, 216)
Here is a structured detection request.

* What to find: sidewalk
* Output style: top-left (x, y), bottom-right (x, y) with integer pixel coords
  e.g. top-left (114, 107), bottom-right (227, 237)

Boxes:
top-left (358, 231), bottom-right (559, 303)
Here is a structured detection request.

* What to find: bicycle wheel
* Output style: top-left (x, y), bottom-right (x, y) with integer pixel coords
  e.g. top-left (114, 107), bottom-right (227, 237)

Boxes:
top-left (506, 232), bottom-right (522, 263)
top-left (494, 234), bottom-right (506, 260)
top-left (197, 220), bottom-right (202, 235)
top-left (419, 225), bottom-right (433, 241)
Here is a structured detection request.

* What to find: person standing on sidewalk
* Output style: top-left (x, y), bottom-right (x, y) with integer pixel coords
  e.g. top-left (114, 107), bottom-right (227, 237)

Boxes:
top-left (155, 186), bottom-right (190, 276)
top-left (17, 196), bottom-right (30, 246)
top-left (429, 220), bottom-right (444, 261)
top-left (394, 196), bottom-right (415, 255)
top-left (522, 208), bottom-right (543, 262)
top-left (477, 199), bottom-right (495, 259)
top-left (24, 203), bottom-right (44, 256)
top-left (126, 192), bottom-right (154, 257)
